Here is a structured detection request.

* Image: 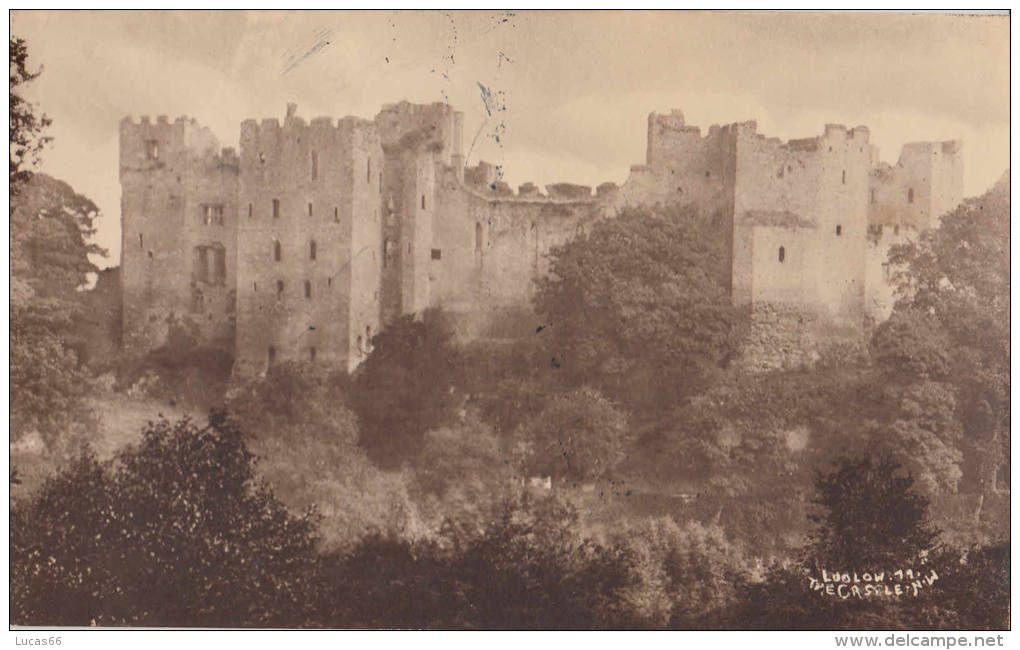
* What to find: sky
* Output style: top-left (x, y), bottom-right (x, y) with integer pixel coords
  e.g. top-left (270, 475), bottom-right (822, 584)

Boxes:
top-left (10, 10), bottom-right (1010, 269)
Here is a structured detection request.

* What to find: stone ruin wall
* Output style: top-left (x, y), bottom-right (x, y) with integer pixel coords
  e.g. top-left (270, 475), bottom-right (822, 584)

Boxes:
top-left (864, 140), bottom-right (964, 323)
top-left (432, 167), bottom-right (609, 341)
top-left (119, 115), bottom-right (238, 357)
top-left (119, 101), bottom-right (965, 376)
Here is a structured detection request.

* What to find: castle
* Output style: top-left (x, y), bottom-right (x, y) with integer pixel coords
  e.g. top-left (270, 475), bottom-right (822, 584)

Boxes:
top-left (119, 101), bottom-right (963, 374)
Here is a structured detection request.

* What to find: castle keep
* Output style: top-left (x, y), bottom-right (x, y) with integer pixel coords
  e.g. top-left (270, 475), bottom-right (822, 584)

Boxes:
top-left (119, 102), bottom-right (963, 373)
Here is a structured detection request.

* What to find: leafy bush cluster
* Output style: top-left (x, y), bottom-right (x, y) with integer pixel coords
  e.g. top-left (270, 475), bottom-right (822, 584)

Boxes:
top-left (11, 413), bottom-right (1008, 629)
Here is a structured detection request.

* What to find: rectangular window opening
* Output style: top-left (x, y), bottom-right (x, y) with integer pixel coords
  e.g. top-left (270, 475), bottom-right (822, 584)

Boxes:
top-left (308, 202), bottom-right (313, 217)
top-left (304, 280), bottom-right (312, 299)
top-left (431, 248), bottom-right (442, 260)
top-left (145, 140), bottom-right (159, 160)
top-left (276, 280), bottom-right (284, 299)
top-left (272, 199), bottom-right (280, 218)
top-left (213, 247), bottom-right (226, 284)
top-left (311, 151), bottom-right (318, 180)
top-left (835, 225), bottom-right (842, 236)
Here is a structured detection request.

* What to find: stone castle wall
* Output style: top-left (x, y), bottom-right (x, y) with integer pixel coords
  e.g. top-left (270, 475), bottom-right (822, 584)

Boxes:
top-left (120, 102), bottom-right (964, 375)
top-left (233, 113), bottom-right (384, 375)
top-left (119, 116), bottom-right (237, 355)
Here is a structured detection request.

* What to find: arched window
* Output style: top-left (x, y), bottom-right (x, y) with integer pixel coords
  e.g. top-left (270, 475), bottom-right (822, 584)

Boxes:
top-left (778, 246), bottom-right (786, 263)
top-left (273, 240), bottom-right (282, 261)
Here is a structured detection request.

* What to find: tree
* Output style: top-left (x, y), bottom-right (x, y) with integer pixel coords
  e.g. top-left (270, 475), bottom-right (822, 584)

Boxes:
top-left (228, 363), bottom-right (418, 549)
top-left (10, 413), bottom-right (320, 627)
top-left (10, 37), bottom-right (52, 195)
top-left (516, 387), bottom-right (629, 485)
top-left (11, 174), bottom-right (105, 446)
top-left (350, 308), bottom-right (461, 466)
top-left (533, 203), bottom-right (741, 412)
top-left (887, 173), bottom-right (1009, 497)
top-left (9, 39), bottom-right (106, 448)
top-left (807, 455), bottom-right (939, 569)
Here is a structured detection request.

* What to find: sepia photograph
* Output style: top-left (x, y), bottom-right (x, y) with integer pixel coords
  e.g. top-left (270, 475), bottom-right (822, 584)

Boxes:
top-left (8, 9), bottom-right (1010, 634)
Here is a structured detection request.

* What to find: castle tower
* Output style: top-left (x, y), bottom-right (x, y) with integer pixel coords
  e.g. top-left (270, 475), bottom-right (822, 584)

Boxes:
top-left (374, 102), bottom-right (464, 325)
top-left (864, 139), bottom-right (964, 321)
top-left (119, 115), bottom-right (238, 356)
top-left (234, 107), bottom-right (385, 375)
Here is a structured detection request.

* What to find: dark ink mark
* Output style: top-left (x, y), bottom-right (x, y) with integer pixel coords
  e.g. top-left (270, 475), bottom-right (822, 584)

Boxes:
top-left (280, 29), bottom-right (333, 75)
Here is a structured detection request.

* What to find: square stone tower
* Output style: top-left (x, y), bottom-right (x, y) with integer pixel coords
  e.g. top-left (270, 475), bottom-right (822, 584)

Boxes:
top-left (234, 109), bottom-right (384, 375)
top-left (119, 115), bottom-right (239, 355)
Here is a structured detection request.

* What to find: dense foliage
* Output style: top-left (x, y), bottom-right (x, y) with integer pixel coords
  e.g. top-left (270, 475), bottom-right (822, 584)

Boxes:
top-left (887, 173), bottom-right (1010, 496)
top-left (533, 203), bottom-right (742, 412)
top-left (11, 173), bottom-right (105, 447)
top-left (350, 309), bottom-right (462, 465)
top-left (11, 414), bottom-right (320, 626)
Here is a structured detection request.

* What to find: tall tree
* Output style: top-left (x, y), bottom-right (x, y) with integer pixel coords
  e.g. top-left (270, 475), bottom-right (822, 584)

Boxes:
top-left (533, 203), bottom-right (741, 412)
top-left (350, 308), bottom-right (461, 466)
top-left (887, 172), bottom-right (1010, 497)
top-left (11, 174), bottom-right (105, 446)
top-left (10, 37), bottom-right (52, 196)
top-left (9, 40), bottom-right (104, 448)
